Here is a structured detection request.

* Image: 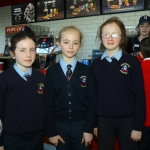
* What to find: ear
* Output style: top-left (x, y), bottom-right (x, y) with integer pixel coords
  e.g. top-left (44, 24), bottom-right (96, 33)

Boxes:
top-left (138, 51), bottom-right (144, 59)
top-left (9, 51), bottom-right (15, 59)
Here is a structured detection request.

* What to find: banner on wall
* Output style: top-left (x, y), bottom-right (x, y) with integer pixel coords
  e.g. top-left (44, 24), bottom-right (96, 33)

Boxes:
top-left (102, 0), bottom-right (145, 14)
top-left (5, 25), bottom-right (27, 34)
top-left (36, 0), bottom-right (64, 22)
top-left (11, 2), bottom-right (35, 25)
top-left (66, 0), bottom-right (100, 18)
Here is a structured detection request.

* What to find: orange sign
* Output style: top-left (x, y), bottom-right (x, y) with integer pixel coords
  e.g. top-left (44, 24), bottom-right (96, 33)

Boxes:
top-left (5, 24), bottom-right (27, 34)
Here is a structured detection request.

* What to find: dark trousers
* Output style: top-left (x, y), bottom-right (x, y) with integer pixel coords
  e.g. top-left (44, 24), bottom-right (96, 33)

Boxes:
top-left (55, 120), bottom-right (89, 150)
top-left (98, 117), bottom-right (138, 150)
top-left (138, 127), bottom-right (150, 150)
top-left (4, 131), bottom-right (44, 150)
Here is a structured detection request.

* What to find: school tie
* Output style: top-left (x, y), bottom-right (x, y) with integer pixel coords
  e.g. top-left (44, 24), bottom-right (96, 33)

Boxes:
top-left (66, 64), bottom-right (72, 80)
top-left (24, 73), bottom-right (30, 81)
top-left (111, 57), bottom-right (116, 62)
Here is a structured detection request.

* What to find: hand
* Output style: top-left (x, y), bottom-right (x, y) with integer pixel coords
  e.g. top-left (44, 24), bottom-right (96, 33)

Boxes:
top-left (130, 130), bottom-right (142, 141)
top-left (93, 128), bottom-right (98, 137)
top-left (81, 132), bottom-right (93, 147)
top-left (0, 146), bottom-right (4, 150)
top-left (49, 135), bottom-right (65, 146)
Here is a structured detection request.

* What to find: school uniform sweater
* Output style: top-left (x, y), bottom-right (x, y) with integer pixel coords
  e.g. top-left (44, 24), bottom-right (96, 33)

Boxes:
top-left (45, 62), bottom-right (96, 138)
top-left (91, 53), bottom-right (146, 131)
top-left (0, 66), bottom-right (45, 146)
top-left (137, 55), bottom-right (150, 127)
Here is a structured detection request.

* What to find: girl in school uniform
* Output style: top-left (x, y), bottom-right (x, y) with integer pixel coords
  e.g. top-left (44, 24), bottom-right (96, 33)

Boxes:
top-left (45, 26), bottom-right (96, 150)
top-left (0, 30), bottom-right (45, 150)
top-left (91, 17), bottom-right (146, 150)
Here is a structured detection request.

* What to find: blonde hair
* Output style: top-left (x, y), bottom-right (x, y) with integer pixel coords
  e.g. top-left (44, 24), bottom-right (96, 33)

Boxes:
top-left (58, 26), bottom-right (84, 44)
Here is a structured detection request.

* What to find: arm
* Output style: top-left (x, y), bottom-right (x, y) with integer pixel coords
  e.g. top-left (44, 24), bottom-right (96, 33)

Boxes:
top-left (131, 57), bottom-right (146, 132)
top-left (44, 68), bottom-right (59, 138)
top-left (0, 76), bottom-right (6, 147)
top-left (83, 69), bottom-right (96, 134)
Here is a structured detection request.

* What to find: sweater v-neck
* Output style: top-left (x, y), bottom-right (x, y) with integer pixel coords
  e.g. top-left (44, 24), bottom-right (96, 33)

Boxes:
top-left (10, 66), bottom-right (33, 85)
top-left (57, 62), bottom-right (79, 85)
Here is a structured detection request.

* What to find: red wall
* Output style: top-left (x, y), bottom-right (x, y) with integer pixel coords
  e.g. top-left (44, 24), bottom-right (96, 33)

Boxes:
top-left (0, 0), bottom-right (35, 7)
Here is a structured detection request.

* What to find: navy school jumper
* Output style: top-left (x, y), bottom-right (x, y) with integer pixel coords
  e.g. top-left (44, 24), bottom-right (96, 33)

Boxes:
top-left (0, 66), bottom-right (45, 146)
top-left (44, 62), bottom-right (96, 138)
top-left (91, 53), bottom-right (146, 131)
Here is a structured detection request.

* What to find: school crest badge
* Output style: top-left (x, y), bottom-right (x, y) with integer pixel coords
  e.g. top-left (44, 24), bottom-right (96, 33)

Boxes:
top-left (120, 63), bottom-right (130, 74)
top-left (80, 76), bottom-right (87, 87)
top-left (38, 83), bottom-right (44, 94)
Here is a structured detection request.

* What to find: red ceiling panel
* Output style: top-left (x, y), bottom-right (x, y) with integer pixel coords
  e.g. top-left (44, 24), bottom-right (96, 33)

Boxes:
top-left (0, 0), bottom-right (35, 7)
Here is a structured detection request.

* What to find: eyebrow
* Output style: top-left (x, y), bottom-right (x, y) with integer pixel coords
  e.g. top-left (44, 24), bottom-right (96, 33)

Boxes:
top-left (19, 47), bottom-right (35, 49)
top-left (62, 39), bottom-right (80, 42)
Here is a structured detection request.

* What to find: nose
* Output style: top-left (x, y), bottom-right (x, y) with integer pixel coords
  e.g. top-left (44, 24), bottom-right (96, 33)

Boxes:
top-left (108, 35), bottom-right (113, 40)
top-left (69, 43), bottom-right (73, 49)
top-left (26, 50), bottom-right (31, 57)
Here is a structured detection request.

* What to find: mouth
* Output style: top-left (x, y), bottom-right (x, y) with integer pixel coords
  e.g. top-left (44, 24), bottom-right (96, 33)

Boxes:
top-left (67, 51), bottom-right (74, 54)
top-left (107, 43), bottom-right (114, 45)
top-left (24, 60), bottom-right (32, 62)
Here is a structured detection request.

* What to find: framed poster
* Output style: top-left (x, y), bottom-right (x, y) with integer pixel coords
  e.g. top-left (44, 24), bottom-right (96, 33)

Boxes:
top-left (102, 0), bottom-right (145, 14)
top-left (36, 0), bottom-right (64, 22)
top-left (145, 0), bottom-right (150, 9)
top-left (11, 2), bottom-right (35, 25)
top-left (66, 0), bottom-right (100, 18)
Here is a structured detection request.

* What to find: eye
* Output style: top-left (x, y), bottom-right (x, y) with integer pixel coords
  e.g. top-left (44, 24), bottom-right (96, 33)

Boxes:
top-left (112, 33), bottom-right (121, 38)
top-left (30, 49), bottom-right (35, 52)
top-left (102, 34), bottom-right (109, 38)
top-left (20, 49), bottom-right (25, 52)
top-left (74, 42), bottom-right (79, 45)
top-left (64, 41), bottom-right (68, 44)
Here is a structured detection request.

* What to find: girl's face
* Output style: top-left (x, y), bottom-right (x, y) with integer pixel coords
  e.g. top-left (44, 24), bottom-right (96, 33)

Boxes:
top-left (138, 22), bottom-right (150, 37)
top-left (58, 30), bottom-right (81, 63)
top-left (10, 38), bottom-right (36, 72)
top-left (101, 23), bottom-right (122, 53)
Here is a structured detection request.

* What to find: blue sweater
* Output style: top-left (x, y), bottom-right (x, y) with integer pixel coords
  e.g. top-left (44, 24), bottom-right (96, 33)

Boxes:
top-left (91, 53), bottom-right (146, 131)
top-left (0, 66), bottom-right (45, 146)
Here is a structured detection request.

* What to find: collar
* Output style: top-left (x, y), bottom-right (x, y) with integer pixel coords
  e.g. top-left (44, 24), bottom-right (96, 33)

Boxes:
top-left (101, 49), bottom-right (122, 61)
top-left (13, 64), bottom-right (32, 78)
top-left (59, 58), bottom-right (77, 72)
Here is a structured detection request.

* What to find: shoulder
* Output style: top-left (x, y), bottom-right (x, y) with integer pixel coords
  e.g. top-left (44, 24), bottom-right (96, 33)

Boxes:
top-left (45, 63), bottom-right (60, 78)
top-left (0, 66), bottom-right (13, 78)
top-left (0, 67), bottom-right (14, 86)
top-left (122, 53), bottom-right (139, 62)
top-left (33, 69), bottom-right (45, 77)
top-left (121, 53), bottom-right (141, 68)
top-left (91, 56), bottom-right (102, 67)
